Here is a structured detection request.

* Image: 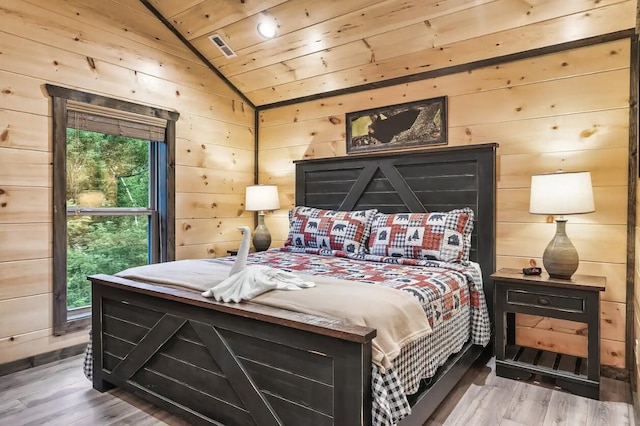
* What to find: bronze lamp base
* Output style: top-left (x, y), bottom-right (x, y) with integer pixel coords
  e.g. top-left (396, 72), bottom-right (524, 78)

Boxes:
top-left (542, 218), bottom-right (579, 280)
top-left (252, 213), bottom-right (272, 252)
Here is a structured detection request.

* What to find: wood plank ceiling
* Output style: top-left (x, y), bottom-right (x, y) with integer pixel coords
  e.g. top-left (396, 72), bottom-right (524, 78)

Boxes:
top-left (146, 0), bottom-right (635, 106)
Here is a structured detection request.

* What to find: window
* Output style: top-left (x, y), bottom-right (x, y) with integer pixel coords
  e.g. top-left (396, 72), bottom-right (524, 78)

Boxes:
top-left (47, 85), bottom-right (178, 335)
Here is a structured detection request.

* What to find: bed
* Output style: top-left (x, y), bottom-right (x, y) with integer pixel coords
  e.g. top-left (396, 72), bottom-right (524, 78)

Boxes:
top-left (88, 143), bottom-right (497, 425)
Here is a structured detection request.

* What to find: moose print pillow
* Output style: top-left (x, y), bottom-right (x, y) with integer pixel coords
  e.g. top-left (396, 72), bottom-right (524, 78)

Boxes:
top-left (285, 206), bottom-right (378, 254)
top-left (367, 208), bottom-right (474, 263)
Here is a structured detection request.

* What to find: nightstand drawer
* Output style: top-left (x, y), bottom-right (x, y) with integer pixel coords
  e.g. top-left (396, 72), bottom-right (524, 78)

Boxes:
top-left (506, 289), bottom-right (584, 313)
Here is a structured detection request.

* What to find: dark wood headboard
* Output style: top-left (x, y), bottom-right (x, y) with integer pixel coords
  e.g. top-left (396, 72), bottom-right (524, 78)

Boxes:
top-left (295, 143), bottom-right (497, 310)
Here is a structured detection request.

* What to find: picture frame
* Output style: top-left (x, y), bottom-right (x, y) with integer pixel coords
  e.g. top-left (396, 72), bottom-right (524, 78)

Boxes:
top-left (345, 96), bottom-right (447, 154)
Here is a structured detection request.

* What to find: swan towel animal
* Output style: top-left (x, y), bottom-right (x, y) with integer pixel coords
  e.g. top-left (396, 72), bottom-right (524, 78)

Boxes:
top-left (201, 226), bottom-right (315, 302)
top-left (201, 264), bottom-right (315, 302)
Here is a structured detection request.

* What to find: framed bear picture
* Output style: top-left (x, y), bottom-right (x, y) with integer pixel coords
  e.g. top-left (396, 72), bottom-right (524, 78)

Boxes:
top-left (345, 96), bottom-right (447, 154)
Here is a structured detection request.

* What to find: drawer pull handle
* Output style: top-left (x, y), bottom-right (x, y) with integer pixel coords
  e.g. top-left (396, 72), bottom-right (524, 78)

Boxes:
top-left (538, 297), bottom-right (550, 306)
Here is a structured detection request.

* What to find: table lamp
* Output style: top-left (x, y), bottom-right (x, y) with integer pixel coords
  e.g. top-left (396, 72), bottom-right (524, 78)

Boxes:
top-left (529, 170), bottom-right (594, 279)
top-left (245, 184), bottom-right (280, 251)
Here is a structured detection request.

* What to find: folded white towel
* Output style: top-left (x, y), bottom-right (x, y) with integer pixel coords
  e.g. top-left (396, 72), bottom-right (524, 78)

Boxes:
top-left (201, 226), bottom-right (315, 302)
top-left (201, 265), bottom-right (315, 302)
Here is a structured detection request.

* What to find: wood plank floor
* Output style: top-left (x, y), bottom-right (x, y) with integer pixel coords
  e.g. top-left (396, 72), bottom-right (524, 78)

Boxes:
top-left (428, 356), bottom-right (636, 426)
top-left (0, 354), bottom-right (635, 425)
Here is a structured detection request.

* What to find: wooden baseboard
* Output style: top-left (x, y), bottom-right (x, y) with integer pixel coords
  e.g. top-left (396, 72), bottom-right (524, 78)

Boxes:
top-left (601, 365), bottom-right (631, 382)
top-left (0, 343), bottom-right (87, 377)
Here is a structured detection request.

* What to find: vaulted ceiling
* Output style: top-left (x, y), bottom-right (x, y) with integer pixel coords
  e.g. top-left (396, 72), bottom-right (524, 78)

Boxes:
top-left (145, 0), bottom-right (635, 107)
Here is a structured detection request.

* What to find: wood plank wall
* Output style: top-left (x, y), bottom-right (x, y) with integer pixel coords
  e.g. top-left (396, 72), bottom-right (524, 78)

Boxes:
top-left (0, 0), bottom-right (254, 364)
top-left (258, 39), bottom-right (631, 368)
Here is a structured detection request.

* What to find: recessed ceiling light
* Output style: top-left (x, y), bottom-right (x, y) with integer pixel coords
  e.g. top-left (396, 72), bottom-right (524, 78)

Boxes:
top-left (257, 17), bottom-right (277, 39)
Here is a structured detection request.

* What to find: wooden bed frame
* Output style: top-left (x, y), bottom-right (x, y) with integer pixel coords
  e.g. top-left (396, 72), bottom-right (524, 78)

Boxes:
top-left (89, 143), bottom-right (497, 426)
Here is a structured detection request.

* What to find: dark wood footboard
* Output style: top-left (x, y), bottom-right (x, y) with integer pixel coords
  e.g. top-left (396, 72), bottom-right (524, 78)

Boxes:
top-left (91, 274), bottom-right (375, 426)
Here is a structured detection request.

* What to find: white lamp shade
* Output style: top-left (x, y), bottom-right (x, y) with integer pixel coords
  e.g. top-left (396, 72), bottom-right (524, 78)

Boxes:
top-left (529, 171), bottom-right (595, 215)
top-left (245, 185), bottom-right (280, 211)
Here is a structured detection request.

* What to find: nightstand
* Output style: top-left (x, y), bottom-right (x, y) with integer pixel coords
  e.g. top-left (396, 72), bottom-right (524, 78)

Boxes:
top-left (491, 268), bottom-right (605, 399)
